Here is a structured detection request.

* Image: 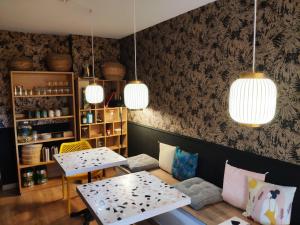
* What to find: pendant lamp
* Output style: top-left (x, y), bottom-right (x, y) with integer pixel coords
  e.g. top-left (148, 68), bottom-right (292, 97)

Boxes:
top-left (124, 0), bottom-right (149, 110)
top-left (85, 9), bottom-right (104, 104)
top-left (229, 0), bottom-right (277, 127)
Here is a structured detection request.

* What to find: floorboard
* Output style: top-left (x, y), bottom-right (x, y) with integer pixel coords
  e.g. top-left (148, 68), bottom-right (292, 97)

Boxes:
top-left (0, 168), bottom-right (156, 225)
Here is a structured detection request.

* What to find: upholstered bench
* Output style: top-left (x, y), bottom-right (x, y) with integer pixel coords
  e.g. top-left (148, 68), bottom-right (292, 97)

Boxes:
top-left (149, 168), bottom-right (258, 225)
top-left (117, 165), bottom-right (257, 225)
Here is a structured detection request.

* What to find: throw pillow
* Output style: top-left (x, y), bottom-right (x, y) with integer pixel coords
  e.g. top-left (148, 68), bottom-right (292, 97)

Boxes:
top-left (244, 177), bottom-right (296, 225)
top-left (159, 142), bottom-right (176, 174)
top-left (222, 163), bottom-right (266, 210)
top-left (172, 147), bottom-right (198, 181)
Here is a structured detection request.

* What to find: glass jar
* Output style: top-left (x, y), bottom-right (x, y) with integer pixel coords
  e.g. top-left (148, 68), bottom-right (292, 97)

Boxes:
top-left (22, 170), bottom-right (34, 187)
top-left (35, 168), bottom-right (47, 184)
top-left (17, 121), bottom-right (32, 143)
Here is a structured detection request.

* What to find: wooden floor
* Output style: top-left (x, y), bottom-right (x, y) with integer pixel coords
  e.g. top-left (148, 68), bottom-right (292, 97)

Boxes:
top-left (0, 169), bottom-right (155, 225)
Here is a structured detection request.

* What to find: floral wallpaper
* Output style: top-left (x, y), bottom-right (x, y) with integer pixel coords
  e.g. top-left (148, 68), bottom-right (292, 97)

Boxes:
top-left (0, 31), bottom-right (70, 127)
top-left (120, 0), bottom-right (300, 165)
top-left (0, 31), bottom-right (120, 127)
top-left (71, 35), bottom-right (120, 77)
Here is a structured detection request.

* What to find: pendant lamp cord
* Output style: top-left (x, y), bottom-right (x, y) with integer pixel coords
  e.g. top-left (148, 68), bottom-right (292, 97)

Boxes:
top-left (90, 9), bottom-right (96, 83)
top-left (133, 0), bottom-right (138, 80)
top-left (252, 0), bottom-right (257, 73)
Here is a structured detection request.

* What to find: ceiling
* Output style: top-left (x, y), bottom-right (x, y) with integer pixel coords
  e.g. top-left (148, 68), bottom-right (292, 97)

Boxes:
top-left (0, 0), bottom-right (216, 39)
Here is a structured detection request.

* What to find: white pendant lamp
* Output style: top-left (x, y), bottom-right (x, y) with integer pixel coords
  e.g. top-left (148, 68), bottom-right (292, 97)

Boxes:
top-left (229, 0), bottom-right (277, 127)
top-left (85, 9), bottom-right (104, 104)
top-left (124, 0), bottom-right (149, 110)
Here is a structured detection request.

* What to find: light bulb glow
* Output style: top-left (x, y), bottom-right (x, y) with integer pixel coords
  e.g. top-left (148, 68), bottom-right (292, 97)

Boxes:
top-left (124, 81), bottom-right (149, 110)
top-left (229, 74), bottom-right (277, 126)
top-left (85, 84), bottom-right (104, 104)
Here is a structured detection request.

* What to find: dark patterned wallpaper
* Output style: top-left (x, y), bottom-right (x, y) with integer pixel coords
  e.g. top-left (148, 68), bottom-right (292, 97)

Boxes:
top-left (120, 0), bottom-right (300, 165)
top-left (71, 35), bottom-right (120, 76)
top-left (0, 31), bottom-right (120, 127)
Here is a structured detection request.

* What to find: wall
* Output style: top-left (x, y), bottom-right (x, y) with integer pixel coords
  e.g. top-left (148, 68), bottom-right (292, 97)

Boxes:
top-left (0, 30), bottom-right (120, 184)
top-left (120, 0), bottom-right (300, 165)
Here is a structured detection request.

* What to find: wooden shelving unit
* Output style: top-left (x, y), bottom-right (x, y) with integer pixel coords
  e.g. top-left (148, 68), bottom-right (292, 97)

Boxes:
top-left (76, 78), bottom-right (128, 157)
top-left (10, 71), bottom-right (77, 194)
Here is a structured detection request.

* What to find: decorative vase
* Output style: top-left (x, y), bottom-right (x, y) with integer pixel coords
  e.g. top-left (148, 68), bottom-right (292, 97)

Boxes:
top-left (102, 62), bottom-right (126, 80)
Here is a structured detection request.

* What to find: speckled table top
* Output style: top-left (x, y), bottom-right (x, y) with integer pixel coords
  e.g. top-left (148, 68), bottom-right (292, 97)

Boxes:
top-left (53, 147), bottom-right (127, 176)
top-left (77, 171), bottom-right (191, 225)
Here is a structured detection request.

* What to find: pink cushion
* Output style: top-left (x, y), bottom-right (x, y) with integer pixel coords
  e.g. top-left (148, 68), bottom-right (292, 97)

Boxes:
top-left (222, 163), bottom-right (266, 210)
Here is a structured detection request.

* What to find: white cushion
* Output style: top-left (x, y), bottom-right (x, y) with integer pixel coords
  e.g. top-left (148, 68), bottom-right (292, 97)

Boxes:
top-left (159, 142), bottom-right (176, 173)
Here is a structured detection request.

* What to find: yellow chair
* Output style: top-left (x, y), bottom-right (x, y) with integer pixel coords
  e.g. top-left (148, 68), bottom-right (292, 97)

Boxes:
top-left (60, 140), bottom-right (102, 215)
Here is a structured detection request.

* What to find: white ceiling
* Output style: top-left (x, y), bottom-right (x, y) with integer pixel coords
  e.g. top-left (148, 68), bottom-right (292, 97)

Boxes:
top-left (0, 0), bottom-right (216, 39)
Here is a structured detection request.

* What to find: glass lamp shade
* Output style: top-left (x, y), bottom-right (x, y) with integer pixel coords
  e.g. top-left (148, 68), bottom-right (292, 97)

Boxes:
top-left (85, 84), bottom-right (104, 104)
top-left (124, 81), bottom-right (149, 110)
top-left (229, 72), bottom-right (277, 127)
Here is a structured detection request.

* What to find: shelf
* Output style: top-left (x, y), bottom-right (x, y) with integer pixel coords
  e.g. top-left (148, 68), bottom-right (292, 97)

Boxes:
top-left (19, 160), bottom-right (56, 169)
top-left (80, 122), bottom-right (104, 126)
top-left (20, 176), bottom-right (61, 194)
top-left (108, 145), bottom-right (120, 150)
top-left (106, 134), bottom-right (127, 137)
top-left (16, 115), bottom-right (74, 122)
top-left (17, 136), bottom-right (75, 146)
top-left (89, 136), bottom-right (105, 139)
top-left (14, 94), bottom-right (73, 98)
top-left (80, 107), bottom-right (124, 112)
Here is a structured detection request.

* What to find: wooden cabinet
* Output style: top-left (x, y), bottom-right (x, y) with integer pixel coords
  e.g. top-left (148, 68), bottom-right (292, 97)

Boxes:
top-left (76, 78), bottom-right (128, 157)
top-left (10, 71), bottom-right (76, 194)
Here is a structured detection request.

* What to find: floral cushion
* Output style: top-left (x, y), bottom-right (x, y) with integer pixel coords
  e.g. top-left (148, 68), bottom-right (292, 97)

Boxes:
top-left (244, 177), bottom-right (297, 225)
top-left (172, 147), bottom-right (198, 181)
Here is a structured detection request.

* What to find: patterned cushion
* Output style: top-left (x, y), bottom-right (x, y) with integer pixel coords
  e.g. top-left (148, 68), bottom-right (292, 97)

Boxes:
top-left (172, 147), bottom-right (198, 181)
top-left (126, 154), bottom-right (159, 172)
top-left (244, 177), bottom-right (297, 225)
top-left (174, 177), bottom-right (222, 210)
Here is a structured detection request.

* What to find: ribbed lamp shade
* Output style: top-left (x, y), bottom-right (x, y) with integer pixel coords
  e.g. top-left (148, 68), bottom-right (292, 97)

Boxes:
top-left (229, 73), bottom-right (277, 126)
top-left (85, 84), bottom-right (104, 104)
top-left (124, 81), bottom-right (149, 110)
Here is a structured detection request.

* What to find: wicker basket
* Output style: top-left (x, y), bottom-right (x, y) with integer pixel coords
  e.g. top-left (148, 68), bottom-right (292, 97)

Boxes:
top-left (102, 62), bottom-right (126, 80)
top-left (21, 144), bottom-right (42, 165)
top-left (10, 57), bottom-right (33, 71)
top-left (46, 54), bottom-right (72, 72)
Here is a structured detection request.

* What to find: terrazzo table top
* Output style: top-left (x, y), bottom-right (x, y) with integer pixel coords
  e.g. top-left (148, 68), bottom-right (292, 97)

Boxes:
top-left (53, 147), bottom-right (127, 176)
top-left (77, 171), bottom-right (191, 225)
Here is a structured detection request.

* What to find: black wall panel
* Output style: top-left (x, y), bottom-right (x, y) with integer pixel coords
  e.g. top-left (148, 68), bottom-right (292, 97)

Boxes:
top-left (128, 122), bottom-right (300, 224)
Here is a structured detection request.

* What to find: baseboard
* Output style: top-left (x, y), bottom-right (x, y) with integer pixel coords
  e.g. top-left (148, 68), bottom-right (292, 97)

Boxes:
top-left (2, 183), bottom-right (17, 191)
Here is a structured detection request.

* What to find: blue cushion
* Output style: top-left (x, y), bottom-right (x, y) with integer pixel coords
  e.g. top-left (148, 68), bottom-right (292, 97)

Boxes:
top-left (172, 147), bottom-right (198, 181)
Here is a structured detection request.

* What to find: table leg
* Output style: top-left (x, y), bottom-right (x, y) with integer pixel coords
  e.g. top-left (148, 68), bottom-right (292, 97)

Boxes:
top-left (70, 172), bottom-right (94, 225)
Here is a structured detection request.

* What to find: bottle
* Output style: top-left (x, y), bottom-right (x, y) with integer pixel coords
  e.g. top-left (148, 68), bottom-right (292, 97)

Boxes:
top-left (87, 112), bottom-right (93, 124)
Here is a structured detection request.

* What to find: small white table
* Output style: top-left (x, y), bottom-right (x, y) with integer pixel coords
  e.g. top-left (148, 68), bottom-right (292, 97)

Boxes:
top-left (77, 171), bottom-right (191, 225)
top-left (53, 147), bottom-right (127, 177)
top-left (53, 147), bottom-right (127, 224)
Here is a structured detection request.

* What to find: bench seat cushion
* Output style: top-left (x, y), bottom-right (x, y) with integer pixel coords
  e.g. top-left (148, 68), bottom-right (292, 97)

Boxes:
top-left (125, 154), bottom-right (159, 172)
top-left (149, 168), bottom-right (259, 225)
top-left (174, 177), bottom-right (222, 210)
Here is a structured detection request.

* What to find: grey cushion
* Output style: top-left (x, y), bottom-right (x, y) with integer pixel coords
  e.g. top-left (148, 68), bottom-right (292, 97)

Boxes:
top-left (126, 154), bottom-right (159, 172)
top-left (173, 177), bottom-right (222, 210)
